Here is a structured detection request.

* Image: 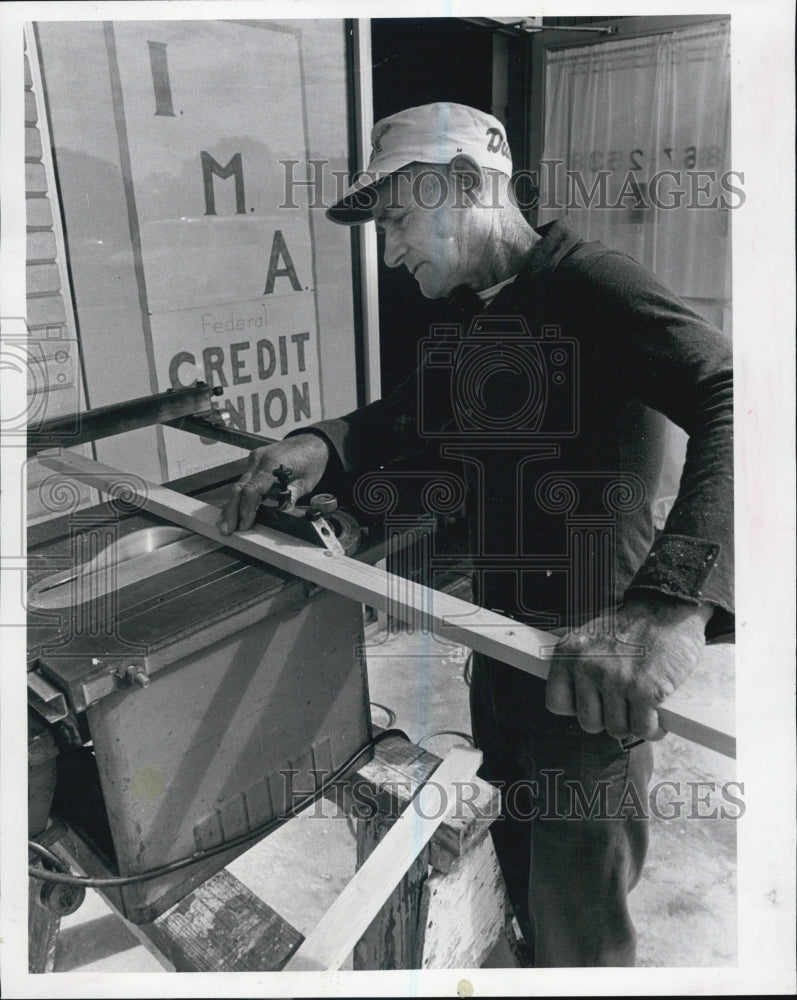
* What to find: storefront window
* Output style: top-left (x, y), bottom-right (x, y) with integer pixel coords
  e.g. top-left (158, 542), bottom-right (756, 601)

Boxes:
top-left (34, 18), bottom-right (358, 483)
top-left (539, 21), bottom-right (731, 333)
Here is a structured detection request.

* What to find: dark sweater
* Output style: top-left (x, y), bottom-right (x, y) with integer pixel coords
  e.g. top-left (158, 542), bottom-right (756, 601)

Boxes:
top-left (302, 218), bottom-right (734, 640)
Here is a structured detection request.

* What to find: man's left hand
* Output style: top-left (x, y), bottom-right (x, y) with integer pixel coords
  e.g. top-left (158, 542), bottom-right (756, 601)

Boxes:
top-left (545, 595), bottom-right (713, 741)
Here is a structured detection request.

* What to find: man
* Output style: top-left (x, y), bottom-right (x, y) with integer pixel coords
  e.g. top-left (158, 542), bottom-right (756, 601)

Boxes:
top-left (218, 103), bottom-right (733, 966)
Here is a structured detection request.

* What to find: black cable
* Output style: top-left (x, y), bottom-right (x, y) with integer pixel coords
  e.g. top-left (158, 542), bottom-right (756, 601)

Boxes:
top-left (28, 727), bottom-right (408, 889)
top-left (417, 729), bottom-right (474, 749)
top-left (28, 841), bottom-right (69, 872)
top-left (369, 700), bottom-right (397, 728)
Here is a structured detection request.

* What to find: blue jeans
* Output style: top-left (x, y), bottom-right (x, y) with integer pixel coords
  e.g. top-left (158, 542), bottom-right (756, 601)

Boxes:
top-left (470, 652), bottom-right (654, 967)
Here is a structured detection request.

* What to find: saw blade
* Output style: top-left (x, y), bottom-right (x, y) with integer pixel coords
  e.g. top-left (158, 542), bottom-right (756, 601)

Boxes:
top-left (27, 526), bottom-right (224, 610)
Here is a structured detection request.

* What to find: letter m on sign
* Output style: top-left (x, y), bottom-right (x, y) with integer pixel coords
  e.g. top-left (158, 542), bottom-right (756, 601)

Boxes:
top-left (201, 151), bottom-right (246, 215)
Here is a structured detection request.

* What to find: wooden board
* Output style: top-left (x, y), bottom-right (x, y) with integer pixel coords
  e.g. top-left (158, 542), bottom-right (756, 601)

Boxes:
top-left (344, 730), bottom-right (500, 873)
top-left (49, 826), bottom-right (304, 972)
top-left (39, 450), bottom-right (736, 758)
top-left (143, 868), bottom-right (303, 971)
top-left (283, 746), bottom-right (482, 971)
top-left (352, 813), bottom-right (428, 971)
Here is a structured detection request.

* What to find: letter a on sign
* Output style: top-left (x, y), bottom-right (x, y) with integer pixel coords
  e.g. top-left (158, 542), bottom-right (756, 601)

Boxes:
top-left (264, 230), bottom-right (303, 294)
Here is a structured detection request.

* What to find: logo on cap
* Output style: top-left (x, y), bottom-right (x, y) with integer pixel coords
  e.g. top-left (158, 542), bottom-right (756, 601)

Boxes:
top-left (486, 127), bottom-right (511, 160)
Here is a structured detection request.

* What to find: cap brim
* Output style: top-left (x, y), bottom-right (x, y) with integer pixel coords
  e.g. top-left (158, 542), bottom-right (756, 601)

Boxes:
top-left (326, 156), bottom-right (416, 225)
top-left (326, 178), bottom-right (382, 225)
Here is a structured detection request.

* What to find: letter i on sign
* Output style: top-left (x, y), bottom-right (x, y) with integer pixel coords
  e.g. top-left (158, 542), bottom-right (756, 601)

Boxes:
top-left (148, 36), bottom-right (248, 217)
top-left (148, 41), bottom-right (175, 117)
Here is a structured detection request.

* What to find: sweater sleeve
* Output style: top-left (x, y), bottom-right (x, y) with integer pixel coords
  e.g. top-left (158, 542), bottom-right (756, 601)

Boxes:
top-left (287, 364), bottom-right (447, 472)
top-left (568, 249), bottom-right (734, 637)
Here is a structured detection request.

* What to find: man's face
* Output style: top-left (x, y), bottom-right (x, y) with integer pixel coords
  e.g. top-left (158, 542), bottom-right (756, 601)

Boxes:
top-left (372, 164), bottom-right (479, 299)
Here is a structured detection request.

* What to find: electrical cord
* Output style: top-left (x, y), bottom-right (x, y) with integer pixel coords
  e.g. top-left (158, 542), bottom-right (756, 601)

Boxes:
top-left (341, 702), bottom-right (399, 840)
top-left (369, 701), bottom-right (397, 728)
top-left (28, 841), bottom-right (70, 872)
top-left (417, 729), bottom-right (474, 749)
top-left (28, 726), bottom-right (408, 888)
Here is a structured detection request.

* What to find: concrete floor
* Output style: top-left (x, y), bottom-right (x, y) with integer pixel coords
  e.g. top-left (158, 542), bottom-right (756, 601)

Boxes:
top-left (50, 626), bottom-right (737, 972)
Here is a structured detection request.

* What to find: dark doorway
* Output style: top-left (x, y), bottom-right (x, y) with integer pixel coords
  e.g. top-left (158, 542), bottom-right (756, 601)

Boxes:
top-left (364, 19), bottom-right (501, 568)
top-left (370, 18), bottom-right (497, 395)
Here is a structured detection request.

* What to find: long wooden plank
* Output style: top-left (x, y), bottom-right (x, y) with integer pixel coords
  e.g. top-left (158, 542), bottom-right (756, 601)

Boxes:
top-left (38, 449), bottom-right (736, 758)
top-left (283, 746), bottom-right (482, 972)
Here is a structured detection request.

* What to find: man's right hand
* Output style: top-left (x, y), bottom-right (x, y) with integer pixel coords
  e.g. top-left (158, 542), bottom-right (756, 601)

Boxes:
top-left (216, 433), bottom-right (330, 535)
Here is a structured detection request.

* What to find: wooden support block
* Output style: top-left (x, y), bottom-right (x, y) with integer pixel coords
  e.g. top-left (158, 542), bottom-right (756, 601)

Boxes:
top-left (347, 731), bottom-right (500, 873)
top-left (480, 915), bottom-right (530, 968)
top-left (141, 868), bottom-right (303, 972)
top-left (39, 450), bottom-right (737, 758)
top-left (284, 746), bottom-right (482, 971)
top-left (353, 813), bottom-right (428, 970)
top-left (415, 832), bottom-right (507, 969)
top-left (350, 737), bottom-right (510, 969)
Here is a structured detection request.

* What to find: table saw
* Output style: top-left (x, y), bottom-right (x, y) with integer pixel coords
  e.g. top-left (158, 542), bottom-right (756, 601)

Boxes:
top-left (27, 387), bottom-right (374, 923)
top-left (26, 384), bottom-right (735, 931)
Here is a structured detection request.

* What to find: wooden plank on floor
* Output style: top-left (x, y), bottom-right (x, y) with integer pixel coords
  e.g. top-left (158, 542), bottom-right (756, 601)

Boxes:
top-left (39, 449), bottom-right (736, 758)
top-left (283, 746), bottom-right (482, 971)
top-left (141, 868), bottom-right (303, 972)
top-left (51, 837), bottom-right (303, 972)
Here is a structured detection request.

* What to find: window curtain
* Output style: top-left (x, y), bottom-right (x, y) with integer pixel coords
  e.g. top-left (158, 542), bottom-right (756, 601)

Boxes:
top-left (539, 21), bottom-right (731, 333)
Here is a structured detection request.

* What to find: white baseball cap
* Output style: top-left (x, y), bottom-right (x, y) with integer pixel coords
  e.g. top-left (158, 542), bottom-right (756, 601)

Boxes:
top-left (327, 102), bottom-right (514, 225)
